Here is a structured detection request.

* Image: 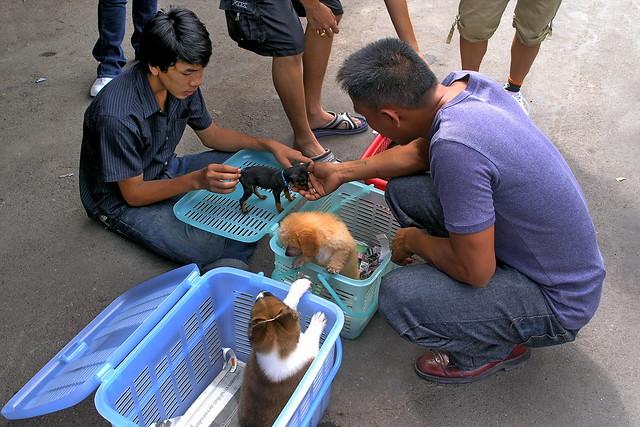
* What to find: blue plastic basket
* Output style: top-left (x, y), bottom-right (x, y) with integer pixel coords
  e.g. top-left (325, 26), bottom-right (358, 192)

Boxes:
top-left (173, 150), bottom-right (304, 242)
top-left (2, 266), bottom-right (344, 427)
top-left (269, 181), bottom-right (400, 339)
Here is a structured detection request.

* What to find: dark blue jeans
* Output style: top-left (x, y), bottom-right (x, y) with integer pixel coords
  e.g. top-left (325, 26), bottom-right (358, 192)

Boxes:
top-left (107, 151), bottom-right (257, 269)
top-left (379, 174), bottom-right (578, 370)
top-left (92, 0), bottom-right (157, 78)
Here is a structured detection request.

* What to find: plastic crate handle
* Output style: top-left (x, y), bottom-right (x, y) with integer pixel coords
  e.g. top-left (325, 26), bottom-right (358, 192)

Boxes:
top-left (316, 274), bottom-right (371, 319)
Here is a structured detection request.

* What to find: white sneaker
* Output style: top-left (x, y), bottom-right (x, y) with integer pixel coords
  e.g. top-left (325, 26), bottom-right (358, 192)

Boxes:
top-left (90, 77), bottom-right (113, 97)
top-left (504, 85), bottom-right (530, 115)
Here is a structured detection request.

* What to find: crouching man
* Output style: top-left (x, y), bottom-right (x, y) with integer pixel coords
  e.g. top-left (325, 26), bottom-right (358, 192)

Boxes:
top-left (299, 38), bottom-right (605, 383)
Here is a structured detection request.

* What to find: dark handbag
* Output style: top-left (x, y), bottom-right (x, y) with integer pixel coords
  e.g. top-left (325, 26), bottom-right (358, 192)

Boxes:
top-left (219, 0), bottom-right (266, 44)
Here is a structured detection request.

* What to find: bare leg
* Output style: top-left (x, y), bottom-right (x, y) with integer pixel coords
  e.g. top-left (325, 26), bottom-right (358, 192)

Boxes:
top-left (384, 0), bottom-right (420, 53)
top-left (272, 55), bottom-right (325, 157)
top-left (302, 15), bottom-right (362, 130)
top-left (508, 35), bottom-right (541, 85)
top-left (459, 36), bottom-right (488, 71)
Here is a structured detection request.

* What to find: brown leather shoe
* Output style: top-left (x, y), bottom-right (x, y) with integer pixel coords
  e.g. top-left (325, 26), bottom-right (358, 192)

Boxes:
top-left (414, 345), bottom-right (530, 384)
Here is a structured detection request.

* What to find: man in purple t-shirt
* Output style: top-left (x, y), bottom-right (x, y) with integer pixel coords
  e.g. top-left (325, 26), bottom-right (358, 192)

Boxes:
top-left (300, 38), bottom-right (605, 383)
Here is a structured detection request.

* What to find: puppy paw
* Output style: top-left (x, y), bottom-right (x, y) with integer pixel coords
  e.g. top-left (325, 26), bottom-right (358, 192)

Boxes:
top-left (292, 257), bottom-right (306, 269)
top-left (307, 311), bottom-right (327, 337)
top-left (326, 264), bottom-right (341, 275)
top-left (289, 278), bottom-right (312, 297)
top-left (283, 278), bottom-right (311, 310)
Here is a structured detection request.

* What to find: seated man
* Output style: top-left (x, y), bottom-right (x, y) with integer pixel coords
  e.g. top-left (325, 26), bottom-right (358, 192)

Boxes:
top-left (79, 7), bottom-right (308, 271)
top-left (300, 38), bottom-right (605, 383)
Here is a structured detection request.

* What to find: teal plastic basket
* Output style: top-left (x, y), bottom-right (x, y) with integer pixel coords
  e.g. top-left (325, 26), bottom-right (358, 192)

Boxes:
top-left (269, 182), bottom-right (400, 339)
top-left (173, 150), bottom-right (304, 242)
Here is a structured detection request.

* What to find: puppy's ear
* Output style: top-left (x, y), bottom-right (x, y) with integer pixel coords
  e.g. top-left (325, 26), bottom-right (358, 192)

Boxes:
top-left (298, 229), bottom-right (320, 256)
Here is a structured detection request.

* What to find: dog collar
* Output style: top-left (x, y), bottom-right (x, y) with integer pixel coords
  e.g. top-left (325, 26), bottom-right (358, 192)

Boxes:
top-left (281, 169), bottom-right (288, 186)
top-left (254, 311), bottom-right (285, 326)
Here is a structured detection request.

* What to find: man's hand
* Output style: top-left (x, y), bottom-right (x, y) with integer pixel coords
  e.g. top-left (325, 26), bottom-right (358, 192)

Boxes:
top-left (391, 227), bottom-right (422, 265)
top-left (303, 1), bottom-right (339, 35)
top-left (197, 164), bottom-right (241, 194)
top-left (297, 161), bottom-right (343, 200)
top-left (263, 139), bottom-right (311, 168)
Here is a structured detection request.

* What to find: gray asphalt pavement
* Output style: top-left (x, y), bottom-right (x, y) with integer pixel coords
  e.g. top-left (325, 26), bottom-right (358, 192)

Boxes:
top-left (1, 0), bottom-right (639, 426)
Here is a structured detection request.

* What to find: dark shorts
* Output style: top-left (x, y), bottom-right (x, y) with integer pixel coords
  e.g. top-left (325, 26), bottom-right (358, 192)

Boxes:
top-left (219, 0), bottom-right (344, 57)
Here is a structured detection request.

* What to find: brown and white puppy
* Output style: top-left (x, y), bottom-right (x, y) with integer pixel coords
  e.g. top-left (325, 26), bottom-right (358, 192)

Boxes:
top-left (238, 279), bottom-right (326, 427)
top-left (278, 212), bottom-right (360, 279)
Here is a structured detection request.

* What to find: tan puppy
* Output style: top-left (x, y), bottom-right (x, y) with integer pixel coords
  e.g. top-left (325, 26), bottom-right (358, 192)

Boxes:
top-left (239, 279), bottom-right (326, 427)
top-left (278, 212), bottom-right (360, 279)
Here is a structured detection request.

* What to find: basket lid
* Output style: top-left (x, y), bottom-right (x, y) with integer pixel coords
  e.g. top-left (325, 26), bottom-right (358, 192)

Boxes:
top-left (1, 264), bottom-right (200, 420)
top-left (173, 150), bottom-right (304, 243)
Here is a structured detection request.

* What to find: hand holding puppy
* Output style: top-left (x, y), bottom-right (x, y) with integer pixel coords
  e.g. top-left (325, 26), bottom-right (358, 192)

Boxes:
top-left (196, 163), bottom-right (240, 194)
top-left (297, 162), bottom-right (343, 200)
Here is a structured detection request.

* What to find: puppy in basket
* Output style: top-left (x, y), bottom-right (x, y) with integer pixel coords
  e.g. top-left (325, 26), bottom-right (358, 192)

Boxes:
top-left (238, 278), bottom-right (327, 427)
top-left (278, 212), bottom-right (360, 279)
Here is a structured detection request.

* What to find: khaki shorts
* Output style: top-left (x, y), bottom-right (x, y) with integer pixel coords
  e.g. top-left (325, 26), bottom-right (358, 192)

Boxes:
top-left (447, 0), bottom-right (562, 46)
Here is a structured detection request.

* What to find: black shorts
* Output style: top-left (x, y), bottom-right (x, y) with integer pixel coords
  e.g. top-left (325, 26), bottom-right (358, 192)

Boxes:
top-left (219, 0), bottom-right (344, 57)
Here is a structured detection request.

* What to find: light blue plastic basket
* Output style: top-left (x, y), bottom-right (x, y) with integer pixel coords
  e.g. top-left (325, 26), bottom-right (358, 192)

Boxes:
top-left (269, 181), bottom-right (400, 339)
top-left (173, 149), bottom-right (304, 242)
top-left (2, 266), bottom-right (344, 427)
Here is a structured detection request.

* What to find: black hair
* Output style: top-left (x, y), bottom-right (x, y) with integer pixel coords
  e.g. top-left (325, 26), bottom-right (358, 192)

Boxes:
top-left (336, 38), bottom-right (437, 109)
top-left (139, 7), bottom-right (212, 71)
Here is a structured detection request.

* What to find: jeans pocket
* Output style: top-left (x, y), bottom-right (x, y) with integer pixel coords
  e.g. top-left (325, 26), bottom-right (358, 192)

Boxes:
top-left (219, 0), bottom-right (266, 44)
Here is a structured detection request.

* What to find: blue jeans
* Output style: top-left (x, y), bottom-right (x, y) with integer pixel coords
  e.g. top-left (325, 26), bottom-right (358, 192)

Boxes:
top-left (379, 174), bottom-right (578, 370)
top-left (92, 0), bottom-right (157, 78)
top-left (107, 151), bottom-right (257, 269)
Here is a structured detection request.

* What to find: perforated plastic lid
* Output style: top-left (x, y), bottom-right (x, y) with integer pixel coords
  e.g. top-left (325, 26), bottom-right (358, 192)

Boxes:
top-left (1, 264), bottom-right (200, 420)
top-left (173, 150), bottom-right (304, 242)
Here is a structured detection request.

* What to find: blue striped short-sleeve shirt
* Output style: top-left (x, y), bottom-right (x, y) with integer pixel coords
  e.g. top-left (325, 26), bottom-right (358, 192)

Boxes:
top-left (79, 63), bottom-right (212, 218)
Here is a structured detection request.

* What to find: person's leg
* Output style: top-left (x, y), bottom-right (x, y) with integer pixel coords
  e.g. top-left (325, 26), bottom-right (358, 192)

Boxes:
top-left (110, 151), bottom-right (257, 268)
top-left (131, 0), bottom-right (157, 60)
top-left (379, 261), bottom-right (575, 370)
top-left (384, 0), bottom-right (421, 53)
top-left (300, 13), bottom-right (364, 132)
top-left (454, 0), bottom-right (509, 71)
top-left (508, 0), bottom-right (562, 87)
top-left (385, 174), bottom-right (448, 238)
top-left (93, 0), bottom-right (128, 78)
top-left (272, 54), bottom-right (326, 158)
top-left (112, 200), bottom-right (257, 268)
top-left (381, 174), bottom-right (577, 370)
top-left (301, 14), bottom-right (339, 130)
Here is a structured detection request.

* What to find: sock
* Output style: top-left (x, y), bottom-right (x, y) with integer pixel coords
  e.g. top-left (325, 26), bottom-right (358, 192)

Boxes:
top-left (505, 76), bottom-right (522, 93)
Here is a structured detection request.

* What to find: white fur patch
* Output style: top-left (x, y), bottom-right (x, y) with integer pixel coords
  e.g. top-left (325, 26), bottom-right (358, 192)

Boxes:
top-left (283, 278), bottom-right (311, 310)
top-left (316, 247), bottom-right (333, 266)
top-left (256, 312), bottom-right (326, 383)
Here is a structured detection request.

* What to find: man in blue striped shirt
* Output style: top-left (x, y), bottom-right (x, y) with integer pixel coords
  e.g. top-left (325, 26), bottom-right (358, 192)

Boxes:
top-left (79, 7), bottom-right (308, 271)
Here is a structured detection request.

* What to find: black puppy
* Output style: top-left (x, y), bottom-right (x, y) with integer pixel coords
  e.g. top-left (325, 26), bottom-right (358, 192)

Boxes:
top-left (239, 163), bottom-right (310, 214)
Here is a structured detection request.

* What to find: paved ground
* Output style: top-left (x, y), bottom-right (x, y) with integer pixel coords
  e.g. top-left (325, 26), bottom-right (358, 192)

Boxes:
top-left (1, 0), bottom-right (639, 426)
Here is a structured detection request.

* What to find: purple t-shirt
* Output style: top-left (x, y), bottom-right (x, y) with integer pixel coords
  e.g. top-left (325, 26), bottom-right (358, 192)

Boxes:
top-left (429, 71), bottom-right (605, 330)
